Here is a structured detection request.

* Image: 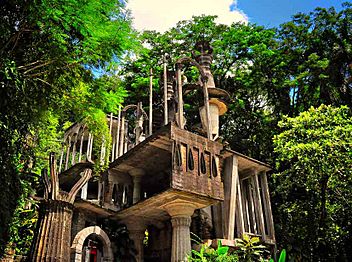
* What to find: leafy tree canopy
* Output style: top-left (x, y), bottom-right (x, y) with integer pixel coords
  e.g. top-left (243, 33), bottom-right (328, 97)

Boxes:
top-left (278, 2), bottom-right (352, 114)
top-left (0, 0), bottom-right (135, 254)
top-left (273, 105), bottom-right (352, 260)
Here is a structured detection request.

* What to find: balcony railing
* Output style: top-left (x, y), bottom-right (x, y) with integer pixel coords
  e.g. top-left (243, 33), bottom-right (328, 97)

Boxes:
top-left (58, 104), bottom-right (149, 175)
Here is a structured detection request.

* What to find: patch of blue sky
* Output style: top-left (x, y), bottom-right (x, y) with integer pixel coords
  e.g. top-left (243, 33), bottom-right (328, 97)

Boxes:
top-left (237, 0), bottom-right (345, 27)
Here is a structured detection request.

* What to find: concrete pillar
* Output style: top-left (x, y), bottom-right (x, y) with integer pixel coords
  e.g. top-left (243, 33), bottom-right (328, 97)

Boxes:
top-left (164, 201), bottom-right (197, 262)
top-left (29, 200), bottom-right (74, 262)
top-left (125, 220), bottom-right (146, 262)
top-left (171, 217), bottom-right (192, 262)
top-left (129, 168), bottom-right (145, 204)
top-left (212, 203), bottom-right (224, 238)
top-left (223, 155), bottom-right (238, 240)
top-left (132, 176), bottom-right (142, 204)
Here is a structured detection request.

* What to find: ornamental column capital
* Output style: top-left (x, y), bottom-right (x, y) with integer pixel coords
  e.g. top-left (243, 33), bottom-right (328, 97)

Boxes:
top-left (171, 216), bottom-right (192, 227)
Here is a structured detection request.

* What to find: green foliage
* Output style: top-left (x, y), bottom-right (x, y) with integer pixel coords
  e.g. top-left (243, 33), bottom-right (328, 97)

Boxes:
top-left (278, 249), bottom-right (286, 262)
top-left (0, 0), bottom-right (135, 255)
top-left (273, 105), bottom-right (352, 260)
top-left (269, 249), bottom-right (286, 262)
top-left (188, 240), bottom-right (237, 262)
top-left (121, 4), bottom-right (352, 163)
top-left (278, 2), bottom-right (352, 113)
top-left (188, 234), bottom-right (270, 262)
top-left (61, 76), bottom-right (127, 173)
top-left (6, 194), bottom-right (38, 255)
top-left (235, 234), bottom-right (268, 261)
top-left (121, 16), bottom-right (281, 162)
top-left (1, 0), bottom-right (351, 259)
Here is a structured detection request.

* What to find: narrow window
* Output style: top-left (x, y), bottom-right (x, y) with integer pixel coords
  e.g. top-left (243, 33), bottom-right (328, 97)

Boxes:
top-left (212, 156), bottom-right (218, 177)
top-left (200, 153), bottom-right (206, 174)
top-left (175, 144), bottom-right (182, 167)
top-left (188, 148), bottom-right (194, 171)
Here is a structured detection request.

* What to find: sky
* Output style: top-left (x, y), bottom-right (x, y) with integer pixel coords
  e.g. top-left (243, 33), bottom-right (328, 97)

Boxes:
top-left (126, 0), bottom-right (345, 32)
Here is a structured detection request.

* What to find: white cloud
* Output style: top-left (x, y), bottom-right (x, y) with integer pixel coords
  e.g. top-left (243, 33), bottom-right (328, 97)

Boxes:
top-left (127, 0), bottom-right (248, 32)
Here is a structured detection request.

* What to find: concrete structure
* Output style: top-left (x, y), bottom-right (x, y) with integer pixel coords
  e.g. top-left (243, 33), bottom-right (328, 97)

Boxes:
top-left (29, 41), bottom-right (275, 262)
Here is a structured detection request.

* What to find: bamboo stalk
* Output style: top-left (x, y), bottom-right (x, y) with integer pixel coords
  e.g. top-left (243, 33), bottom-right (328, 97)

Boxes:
top-left (149, 68), bottom-right (153, 134)
top-left (58, 147), bottom-right (64, 174)
top-left (111, 135), bottom-right (115, 162)
top-left (124, 121), bottom-right (128, 153)
top-left (253, 170), bottom-right (266, 238)
top-left (119, 115), bottom-right (125, 156)
top-left (89, 135), bottom-right (94, 160)
top-left (78, 131), bottom-right (84, 163)
top-left (115, 106), bottom-right (121, 159)
top-left (164, 56), bottom-right (168, 125)
top-left (176, 65), bottom-right (183, 129)
top-left (203, 81), bottom-right (212, 140)
top-left (136, 102), bottom-right (142, 144)
top-left (64, 136), bottom-right (71, 170)
top-left (71, 137), bottom-right (77, 165)
top-left (86, 133), bottom-right (91, 161)
top-left (109, 112), bottom-right (113, 162)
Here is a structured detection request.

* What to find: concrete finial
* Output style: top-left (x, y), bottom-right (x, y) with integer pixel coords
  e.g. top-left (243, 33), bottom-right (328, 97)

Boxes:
top-left (194, 41), bottom-right (213, 70)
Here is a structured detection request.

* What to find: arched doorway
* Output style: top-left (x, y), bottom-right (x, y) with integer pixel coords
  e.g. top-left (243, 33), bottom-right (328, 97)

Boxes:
top-left (82, 234), bottom-right (104, 262)
top-left (71, 226), bottom-right (113, 262)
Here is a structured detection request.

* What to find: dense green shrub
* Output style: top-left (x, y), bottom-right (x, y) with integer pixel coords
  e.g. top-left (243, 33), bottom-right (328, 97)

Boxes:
top-left (273, 105), bottom-right (352, 260)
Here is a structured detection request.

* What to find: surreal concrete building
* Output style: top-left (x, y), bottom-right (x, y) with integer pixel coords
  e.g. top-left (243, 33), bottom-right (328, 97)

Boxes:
top-left (29, 41), bottom-right (275, 262)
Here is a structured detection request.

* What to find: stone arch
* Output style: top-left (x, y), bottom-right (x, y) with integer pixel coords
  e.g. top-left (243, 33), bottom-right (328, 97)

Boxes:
top-left (71, 226), bottom-right (113, 262)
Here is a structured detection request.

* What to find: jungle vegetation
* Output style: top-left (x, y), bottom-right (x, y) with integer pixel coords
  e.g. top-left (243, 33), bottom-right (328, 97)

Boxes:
top-left (0, 0), bottom-right (136, 255)
top-left (0, 1), bottom-right (351, 260)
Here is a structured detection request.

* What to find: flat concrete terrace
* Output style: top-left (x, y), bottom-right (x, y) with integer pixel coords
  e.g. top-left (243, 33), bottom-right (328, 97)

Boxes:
top-left (109, 123), bottom-right (173, 175)
top-left (108, 122), bottom-right (225, 205)
top-left (74, 188), bottom-right (217, 224)
top-left (116, 189), bottom-right (218, 222)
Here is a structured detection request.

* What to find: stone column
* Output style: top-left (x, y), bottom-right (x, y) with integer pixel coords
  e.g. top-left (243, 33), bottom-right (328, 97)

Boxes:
top-left (223, 155), bottom-right (238, 240)
top-left (125, 220), bottom-right (146, 262)
top-left (29, 200), bottom-right (74, 262)
top-left (171, 217), bottom-right (192, 262)
top-left (132, 176), bottom-right (142, 203)
top-left (164, 201), bottom-right (197, 262)
top-left (129, 168), bottom-right (145, 204)
top-left (29, 153), bottom-right (92, 262)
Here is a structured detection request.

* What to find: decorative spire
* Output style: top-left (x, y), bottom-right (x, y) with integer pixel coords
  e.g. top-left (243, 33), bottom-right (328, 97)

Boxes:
top-left (194, 40), bottom-right (213, 71)
top-left (194, 41), bottom-right (215, 88)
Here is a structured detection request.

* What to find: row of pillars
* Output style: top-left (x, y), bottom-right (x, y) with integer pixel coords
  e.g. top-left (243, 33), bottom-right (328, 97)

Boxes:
top-left (125, 201), bottom-right (197, 262)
